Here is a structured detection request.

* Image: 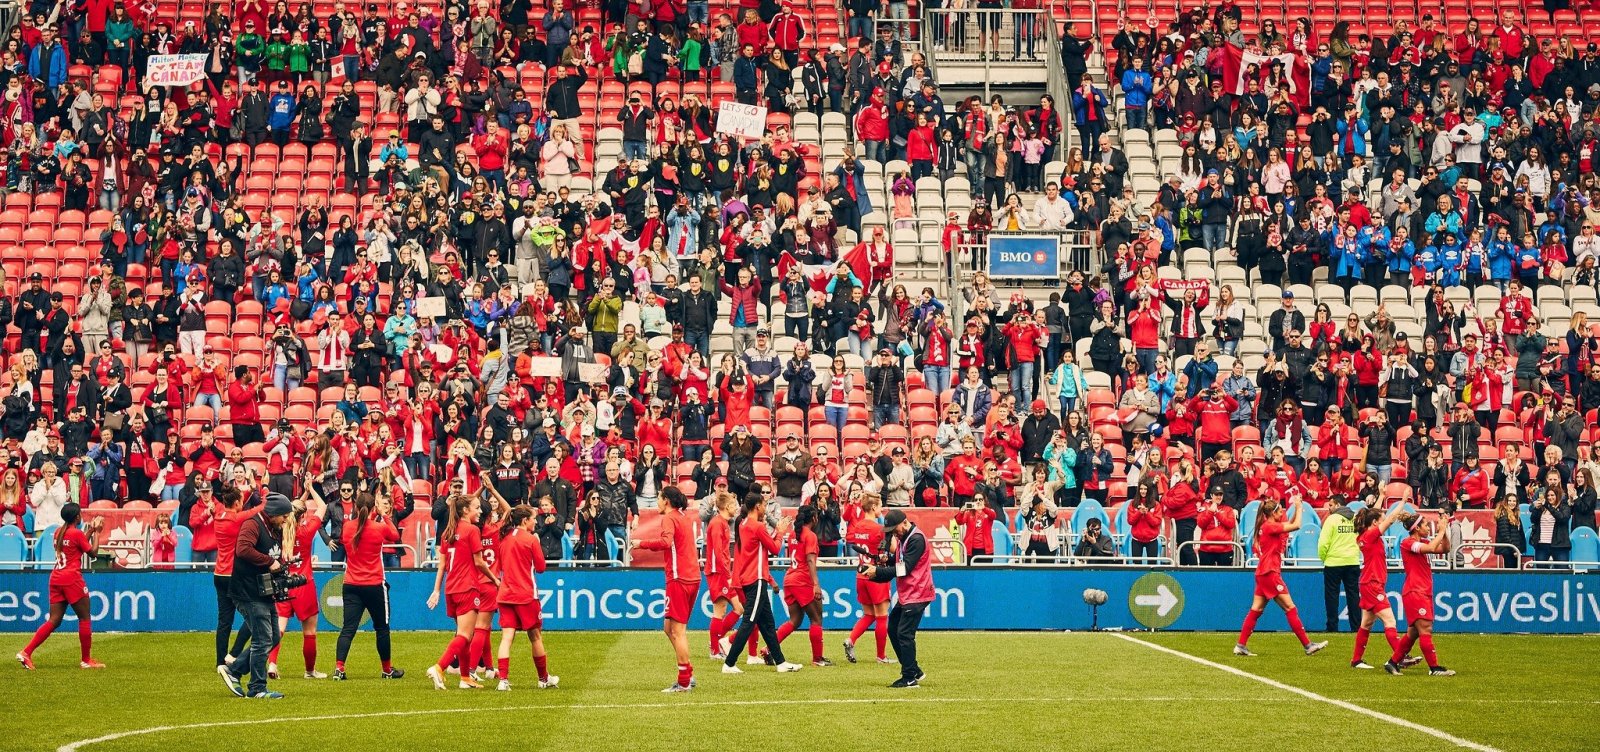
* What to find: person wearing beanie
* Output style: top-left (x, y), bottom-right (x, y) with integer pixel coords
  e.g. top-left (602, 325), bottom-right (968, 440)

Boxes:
top-left (219, 493), bottom-right (293, 699)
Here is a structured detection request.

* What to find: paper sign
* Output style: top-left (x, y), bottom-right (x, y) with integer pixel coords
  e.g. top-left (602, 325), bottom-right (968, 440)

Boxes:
top-left (146, 54), bottom-right (208, 87)
top-left (414, 296), bottom-right (446, 319)
top-left (578, 362), bottom-right (608, 384)
top-left (715, 101), bottom-right (768, 139)
top-left (525, 356), bottom-right (562, 378)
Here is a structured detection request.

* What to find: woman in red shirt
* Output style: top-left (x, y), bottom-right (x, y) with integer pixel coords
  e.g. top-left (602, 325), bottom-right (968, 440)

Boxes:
top-left (703, 492), bottom-right (745, 660)
top-left (16, 503), bottom-right (104, 669)
top-left (633, 486), bottom-right (703, 692)
top-left (269, 491), bottom-right (327, 680)
top-left (770, 505), bottom-right (830, 667)
top-left (426, 494), bottom-right (496, 690)
top-left (907, 113), bottom-right (937, 180)
top-left (1234, 498), bottom-right (1325, 657)
top-left (335, 490), bottom-right (404, 680)
top-left (720, 493), bottom-right (800, 674)
top-left (843, 493), bottom-right (891, 663)
top-left (1127, 481), bottom-right (1165, 563)
top-left (494, 505), bottom-right (556, 691)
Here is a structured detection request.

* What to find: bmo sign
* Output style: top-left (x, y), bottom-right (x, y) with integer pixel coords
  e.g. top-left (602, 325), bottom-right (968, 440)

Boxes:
top-left (986, 234), bottom-right (1061, 279)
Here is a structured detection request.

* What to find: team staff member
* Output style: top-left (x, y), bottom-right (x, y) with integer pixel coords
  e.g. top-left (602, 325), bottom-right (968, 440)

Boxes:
top-left (334, 490), bottom-right (406, 681)
top-left (495, 506), bottom-right (558, 691)
top-left (861, 509), bottom-right (935, 688)
top-left (1316, 501), bottom-right (1360, 633)
top-left (16, 503), bottom-right (106, 670)
top-left (219, 493), bottom-right (294, 700)
top-left (721, 493), bottom-right (803, 675)
top-left (633, 486), bottom-right (702, 692)
top-left (269, 490), bottom-right (327, 680)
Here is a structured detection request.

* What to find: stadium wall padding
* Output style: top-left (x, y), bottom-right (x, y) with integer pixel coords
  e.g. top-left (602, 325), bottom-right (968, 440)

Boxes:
top-left (1, 568), bottom-right (1597, 633)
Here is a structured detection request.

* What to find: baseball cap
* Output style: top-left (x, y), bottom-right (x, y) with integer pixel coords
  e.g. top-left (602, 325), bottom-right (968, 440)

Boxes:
top-left (1281, 290), bottom-right (1294, 299)
top-left (1031, 399), bottom-right (1047, 412)
top-left (881, 509), bottom-right (907, 531)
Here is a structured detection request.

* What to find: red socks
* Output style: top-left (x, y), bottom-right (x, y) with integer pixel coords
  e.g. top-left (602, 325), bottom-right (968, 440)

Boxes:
top-left (22, 621), bottom-right (55, 657)
top-left (303, 634), bottom-right (317, 672)
top-left (498, 657), bottom-right (511, 680)
top-left (1352, 627), bottom-right (1370, 663)
top-left (775, 622), bottom-right (795, 644)
top-left (848, 615), bottom-right (872, 644)
top-left (1285, 608), bottom-right (1310, 647)
top-left (1238, 609), bottom-right (1263, 646)
top-left (807, 623), bottom-right (823, 662)
top-left (467, 628), bottom-right (490, 673)
top-left (710, 613), bottom-right (734, 652)
top-left (534, 654), bottom-right (549, 682)
top-left (747, 633), bottom-right (758, 656)
top-left (77, 619), bottom-right (92, 662)
top-left (873, 616), bottom-right (887, 659)
top-left (1419, 634), bottom-right (1439, 668)
top-left (1382, 627), bottom-right (1401, 658)
top-left (270, 642), bottom-right (282, 664)
top-left (676, 662), bottom-right (692, 687)
top-left (1392, 634), bottom-right (1416, 664)
top-left (381, 659), bottom-right (392, 673)
top-left (437, 635), bottom-right (469, 670)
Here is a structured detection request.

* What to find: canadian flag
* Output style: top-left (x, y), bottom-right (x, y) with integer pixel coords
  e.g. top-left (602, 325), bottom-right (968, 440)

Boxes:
top-left (1213, 42), bottom-right (1311, 109)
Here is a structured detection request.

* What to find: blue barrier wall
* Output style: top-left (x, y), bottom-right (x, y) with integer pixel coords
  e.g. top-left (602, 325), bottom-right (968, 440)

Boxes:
top-left (1, 568), bottom-right (1597, 633)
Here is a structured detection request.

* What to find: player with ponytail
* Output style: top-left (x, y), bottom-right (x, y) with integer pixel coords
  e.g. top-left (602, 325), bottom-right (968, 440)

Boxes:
top-left (632, 485), bottom-right (702, 692)
top-left (17, 502), bottom-right (105, 670)
top-left (426, 494), bottom-right (496, 689)
top-left (721, 492), bottom-right (802, 674)
top-left (1350, 504), bottom-right (1406, 672)
top-left (772, 504), bottom-right (832, 666)
top-left (268, 488), bottom-right (328, 680)
top-left (1391, 512), bottom-right (1455, 676)
top-left (1233, 497), bottom-right (1328, 657)
top-left (334, 488), bottom-right (405, 681)
top-left (494, 505), bottom-right (557, 691)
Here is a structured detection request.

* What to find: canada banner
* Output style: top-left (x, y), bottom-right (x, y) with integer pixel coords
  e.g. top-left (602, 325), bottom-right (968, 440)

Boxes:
top-left (1212, 42), bottom-right (1311, 109)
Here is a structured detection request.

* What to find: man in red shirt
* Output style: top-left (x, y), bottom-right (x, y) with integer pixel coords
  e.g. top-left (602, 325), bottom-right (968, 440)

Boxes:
top-left (227, 365), bottom-right (265, 446)
top-left (633, 487), bottom-right (702, 692)
top-left (767, 2), bottom-right (806, 65)
top-left (1190, 386), bottom-right (1239, 463)
top-left (1002, 311), bottom-right (1043, 405)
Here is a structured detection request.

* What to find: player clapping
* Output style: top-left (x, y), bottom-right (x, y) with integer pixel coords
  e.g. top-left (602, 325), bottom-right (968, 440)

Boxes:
top-left (494, 506), bottom-right (557, 691)
top-left (1234, 498), bottom-right (1328, 657)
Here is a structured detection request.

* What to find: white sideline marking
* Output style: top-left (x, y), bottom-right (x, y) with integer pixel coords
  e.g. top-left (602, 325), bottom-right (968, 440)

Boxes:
top-left (53, 695), bottom-right (1287, 751)
top-left (1112, 633), bottom-right (1505, 752)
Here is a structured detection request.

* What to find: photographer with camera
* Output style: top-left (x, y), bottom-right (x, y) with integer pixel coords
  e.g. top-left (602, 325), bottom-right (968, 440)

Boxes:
top-left (860, 510), bottom-right (935, 688)
top-left (219, 493), bottom-right (297, 700)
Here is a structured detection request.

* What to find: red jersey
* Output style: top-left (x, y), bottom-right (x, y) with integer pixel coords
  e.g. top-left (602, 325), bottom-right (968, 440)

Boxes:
top-left (287, 514), bottom-right (322, 578)
top-left (847, 526), bottom-right (885, 569)
top-left (444, 522), bottom-right (483, 595)
top-left (639, 508), bottom-right (701, 584)
top-left (1254, 520), bottom-right (1287, 576)
top-left (1401, 536), bottom-right (1435, 600)
top-left (785, 527), bottom-right (819, 584)
top-left (732, 518), bottom-right (781, 587)
top-left (478, 522), bottom-right (503, 583)
top-left (496, 527), bottom-right (547, 605)
top-left (341, 514), bottom-right (399, 586)
top-left (215, 506), bottom-right (264, 577)
top-left (1357, 526), bottom-right (1387, 589)
top-left (703, 515), bottom-right (733, 577)
top-left (50, 527), bottom-right (92, 584)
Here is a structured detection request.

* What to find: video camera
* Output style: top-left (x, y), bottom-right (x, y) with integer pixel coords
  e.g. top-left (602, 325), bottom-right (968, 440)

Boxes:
top-left (261, 568), bottom-right (309, 602)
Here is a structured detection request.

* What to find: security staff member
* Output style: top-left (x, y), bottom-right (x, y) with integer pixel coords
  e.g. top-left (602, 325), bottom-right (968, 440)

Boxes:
top-left (220, 493), bottom-right (293, 699)
top-left (1317, 501), bottom-right (1361, 633)
top-left (862, 509), bottom-right (934, 688)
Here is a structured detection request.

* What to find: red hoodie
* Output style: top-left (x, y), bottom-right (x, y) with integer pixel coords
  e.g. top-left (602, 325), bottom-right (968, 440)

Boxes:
top-left (1127, 502), bottom-right (1163, 543)
top-left (1162, 479), bottom-right (1201, 521)
top-left (1189, 394), bottom-right (1237, 445)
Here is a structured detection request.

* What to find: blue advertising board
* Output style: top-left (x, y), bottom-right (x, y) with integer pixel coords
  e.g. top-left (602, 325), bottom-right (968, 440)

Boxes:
top-left (986, 235), bottom-right (1060, 279)
top-left (1, 568), bottom-right (1596, 633)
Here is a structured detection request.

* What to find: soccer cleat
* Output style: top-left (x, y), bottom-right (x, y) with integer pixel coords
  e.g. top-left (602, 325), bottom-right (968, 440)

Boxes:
top-left (721, 664), bottom-right (743, 674)
top-left (79, 660), bottom-right (106, 669)
top-left (497, 680), bottom-right (512, 691)
top-left (444, 665), bottom-right (460, 676)
top-left (1400, 656), bottom-right (1424, 668)
top-left (877, 657), bottom-right (896, 664)
top-left (1383, 661), bottom-right (1404, 676)
top-left (425, 665), bottom-right (448, 690)
top-left (219, 665), bottom-right (244, 698)
top-left (382, 668), bottom-right (406, 679)
top-left (745, 656), bottom-right (766, 666)
top-left (1351, 661), bottom-right (1374, 670)
top-left (718, 636), bottom-right (732, 656)
top-left (16, 652), bottom-right (34, 670)
top-left (761, 650), bottom-right (776, 666)
top-left (1304, 641), bottom-right (1329, 656)
top-left (661, 682), bottom-right (692, 693)
top-left (250, 691), bottom-right (285, 699)
top-left (842, 640), bottom-right (858, 664)
top-left (305, 670), bottom-right (327, 679)
top-left (538, 675), bottom-right (559, 689)
top-left (1428, 666), bottom-right (1456, 677)
top-left (267, 662), bottom-right (280, 679)
top-left (888, 677), bottom-right (919, 688)
top-left (332, 668), bottom-right (347, 681)
top-left (812, 658), bottom-right (835, 667)
top-left (775, 662), bottom-right (803, 673)
top-left (709, 651), bottom-right (727, 661)
top-left (1232, 645), bottom-right (1254, 657)
top-left (458, 675), bottom-right (483, 690)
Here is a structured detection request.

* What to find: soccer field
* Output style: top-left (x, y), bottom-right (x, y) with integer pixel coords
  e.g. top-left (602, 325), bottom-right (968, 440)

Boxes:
top-left (4, 631), bottom-right (1594, 752)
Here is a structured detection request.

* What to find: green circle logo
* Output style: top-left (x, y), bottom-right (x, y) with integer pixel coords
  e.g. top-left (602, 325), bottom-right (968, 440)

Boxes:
top-left (1128, 572), bottom-right (1184, 629)
top-left (319, 574), bottom-right (368, 630)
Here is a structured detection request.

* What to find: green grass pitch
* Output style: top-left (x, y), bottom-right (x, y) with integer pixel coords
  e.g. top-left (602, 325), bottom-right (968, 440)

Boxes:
top-left (3, 631), bottom-right (1595, 752)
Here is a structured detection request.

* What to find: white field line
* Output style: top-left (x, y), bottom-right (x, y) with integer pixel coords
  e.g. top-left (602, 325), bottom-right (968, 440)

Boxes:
top-left (1111, 633), bottom-right (1505, 752)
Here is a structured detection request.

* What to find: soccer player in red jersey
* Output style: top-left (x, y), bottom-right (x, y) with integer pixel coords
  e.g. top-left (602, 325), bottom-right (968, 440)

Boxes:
top-left (1390, 513), bottom-right (1454, 676)
top-left (633, 486), bottom-right (703, 692)
top-left (426, 494), bottom-right (497, 689)
top-left (1349, 505), bottom-right (1406, 671)
top-left (269, 490), bottom-right (327, 680)
top-left (211, 480), bottom-right (263, 668)
top-left (721, 492), bottom-right (802, 674)
top-left (703, 492), bottom-right (745, 660)
top-left (468, 492), bottom-right (512, 681)
top-left (494, 506), bottom-right (557, 691)
top-left (16, 503), bottom-right (105, 670)
top-left (1233, 498), bottom-right (1328, 657)
top-left (334, 490), bottom-right (405, 681)
top-left (842, 493), bottom-right (891, 664)
top-left (772, 505), bottom-right (832, 667)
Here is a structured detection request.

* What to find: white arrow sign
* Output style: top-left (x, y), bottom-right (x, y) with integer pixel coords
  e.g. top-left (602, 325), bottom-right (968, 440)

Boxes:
top-left (1134, 584), bottom-right (1179, 616)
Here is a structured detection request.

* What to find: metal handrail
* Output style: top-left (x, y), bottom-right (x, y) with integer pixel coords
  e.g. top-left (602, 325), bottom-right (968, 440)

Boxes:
top-left (1453, 542), bottom-right (1524, 569)
top-left (1174, 539), bottom-right (1248, 565)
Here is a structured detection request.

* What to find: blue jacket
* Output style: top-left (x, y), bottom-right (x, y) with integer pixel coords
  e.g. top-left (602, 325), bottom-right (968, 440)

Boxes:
top-left (1120, 69), bottom-right (1153, 109)
top-left (1436, 242), bottom-right (1464, 281)
top-left (1333, 117), bottom-right (1368, 156)
top-left (1331, 233), bottom-right (1365, 278)
top-left (1462, 243), bottom-right (1486, 275)
top-left (1414, 246), bottom-right (1438, 278)
top-left (1424, 211), bottom-right (1461, 237)
top-left (1515, 244), bottom-right (1542, 274)
top-left (1386, 240), bottom-right (1415, 274)
top-left (1181, 357), bottom-right (1218, 398)
top-left (1147, 370), bottom-right (1177, 412)
top-left (1358, 225), bottom-right (1390, 266)
top-left (1487, 239), bottom-right (1516, 280)
top-left (28, 42), bottom-right (67, 90)
top-left (664, 207), bottom-right (701, 259)
top-left (733, 56), bottom-right (759, 91)
top-left (268, 93), bottom-right (296, 130)
top-left (1071, 88), bottom-right (1110, 125)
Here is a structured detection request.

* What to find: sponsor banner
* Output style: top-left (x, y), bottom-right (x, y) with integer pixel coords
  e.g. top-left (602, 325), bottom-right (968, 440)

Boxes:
top-left (986, 235), bottom-right (1060, 279)
top-left (3, 569), bottom-right (1596, 633)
